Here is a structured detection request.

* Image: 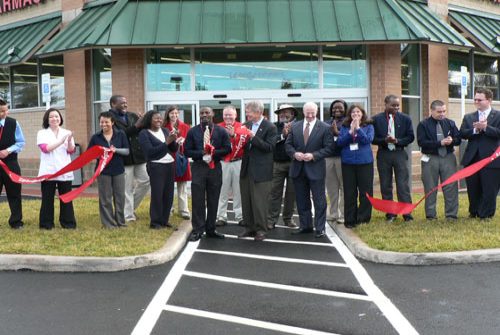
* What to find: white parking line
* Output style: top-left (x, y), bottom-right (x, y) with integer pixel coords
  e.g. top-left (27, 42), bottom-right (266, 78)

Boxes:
top-left (131, 241), bottom-right (199, 335)
top-left (225, 234), bottom-right (333, 246)
top-left (183, 270), bottom-right (372, 301)
top-left (163, 305), bottom-right (341, 335)
top-left (196, 248), bottom-right (348, 267)
top-left (325, 225), bottom-right (419, 335)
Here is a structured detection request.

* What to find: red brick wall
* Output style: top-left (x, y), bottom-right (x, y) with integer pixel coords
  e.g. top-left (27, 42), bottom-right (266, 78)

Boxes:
top-left (368, 44), bottom-right (402, 117)
top-left (111, 49), bottom-right (145, 115)
top-left (63, 50), bottom-right (92, 149)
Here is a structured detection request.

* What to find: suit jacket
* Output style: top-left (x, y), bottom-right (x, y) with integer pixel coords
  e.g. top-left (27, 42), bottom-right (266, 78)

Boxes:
top-left (240, 118), bottom-right (277, 183)
top-left (285, 120), bottom-right (334, 180)
top-left (108, 109), bottom-right (145, 165)
top-left (460, 109), bottom-right (500, 168)
top-left (138, 128), bottom-right (178, 162)
top-left (372, 111), bottom-right (415, 149)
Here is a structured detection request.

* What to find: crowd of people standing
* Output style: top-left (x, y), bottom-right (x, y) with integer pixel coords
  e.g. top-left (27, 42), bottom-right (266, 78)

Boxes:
top-left (0, 88), bottom-right (498, 236)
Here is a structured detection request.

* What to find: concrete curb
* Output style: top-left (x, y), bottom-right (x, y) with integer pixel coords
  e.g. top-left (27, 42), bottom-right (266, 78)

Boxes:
top-left (333, 224), bottom-right (500, 265)
top-left (0, 221), bottom-right (192, 272)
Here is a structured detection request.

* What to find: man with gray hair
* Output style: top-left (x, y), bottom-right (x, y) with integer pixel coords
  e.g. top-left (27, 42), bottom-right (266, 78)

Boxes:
top-left (417, 100), bottom-right (461, 220)
top-left (239, 101), bottom-right (277, 241)
top-left (285, 102), bottom-right (333, 238)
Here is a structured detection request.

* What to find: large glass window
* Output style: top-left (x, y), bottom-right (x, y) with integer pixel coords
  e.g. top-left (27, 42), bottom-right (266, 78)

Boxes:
top-left (147, 50), bottom-right (191, 91)
top-left (195, 48), bottom-right (319, 91)
top-left (448, 50), bottom-right (471, 98)
top-left (0, 68), bottom-right (9, 104)
top-left (41, 55), bottom-right (65, 107)
top-left (92, 49), bottom-right (112, 132)
top-left (474, 54), bottom-right (498, 98)
top-left (401, 44), bottom-right (420, 151)
top-left (11, 61), bottom-right (38, 109)
top-left (323, 46), bottom-right (367, 89)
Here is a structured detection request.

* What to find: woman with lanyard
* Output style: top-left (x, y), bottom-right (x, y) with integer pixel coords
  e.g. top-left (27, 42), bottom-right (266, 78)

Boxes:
top-left (139, 110), bottom-right (178, 229)
top-left (37, 108), bottom-right (77, 230)
top-left (88, 112), bottom-right (130, 229)
top-left (336, 104), bottom-right (374, 229)
top-left (163, 106), bottom-right (191, 220)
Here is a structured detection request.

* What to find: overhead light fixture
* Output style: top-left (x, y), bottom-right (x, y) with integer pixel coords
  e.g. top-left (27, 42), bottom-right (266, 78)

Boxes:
top-left (7, 47), bottom-right (19, 57)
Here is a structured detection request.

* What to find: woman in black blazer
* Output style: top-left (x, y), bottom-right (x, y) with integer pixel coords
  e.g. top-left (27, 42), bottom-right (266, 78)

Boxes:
top-left (138, 110), bottom-right (178, 229)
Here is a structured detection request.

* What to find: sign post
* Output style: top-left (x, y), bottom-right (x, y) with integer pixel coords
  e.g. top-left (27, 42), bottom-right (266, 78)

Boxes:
top-left (460, 66), bottom-right (468, 120)
top-left (41, 73), bottom-right (51, 109)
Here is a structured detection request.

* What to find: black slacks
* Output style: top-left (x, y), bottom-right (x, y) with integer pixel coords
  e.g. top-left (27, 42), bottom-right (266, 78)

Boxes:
top-left (40, 180), bottom-right (76, 229)
top-left (0, 160), bottom-right (23, 228)
top-left (147, 162), bottom-right (175, 228)
top-left (465, 153), bottom-right (500, 218)
top-left (342, 162), bottom-right (373, 226)
top-left (191, 160), bottom-right (222, 235)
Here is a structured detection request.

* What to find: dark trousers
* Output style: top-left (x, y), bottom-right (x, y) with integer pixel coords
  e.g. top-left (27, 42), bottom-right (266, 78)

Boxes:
top-left (376, 149), bottom-right (412, 218)
top-left (40, 180), bottom-right (76, 229)
top-left (267, 161), bottom-right (296, 226)
top-left (293, 170), bottom-right (327, 233)
top-left (191, 161), bottom-right (222, 234)
top-left (342, 163), bottom-right (373, 226)
top-left (465, 155), bottom-right (500, 218)
top-left (0, 160), bottom-right (22, 228)
top-left (147, 162), bottom-right (175, 228)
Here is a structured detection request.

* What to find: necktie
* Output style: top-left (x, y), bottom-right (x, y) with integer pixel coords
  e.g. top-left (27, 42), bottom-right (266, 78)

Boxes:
top-left (436, 122), bottom-right (447, 157)
top-left (388, 114), bottom-right (395, 151)
top-left (304, 122), bottom-right (310, 145)
top-left (203, 125), bottom-right (210, 147)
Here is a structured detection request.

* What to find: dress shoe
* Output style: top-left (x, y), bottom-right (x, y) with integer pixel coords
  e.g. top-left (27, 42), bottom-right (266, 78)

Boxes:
top-left (426, 216), bottom-right (437, 221)
top-left (446, 216), bottom-right (458, 221)
top-left (188, 232), bottom-right (202, 242)
top-left (206, 231), bottom-right (225, 239)
top-left (254, 231), bottom-right (266, 241)
top-left (238, 230), bottom-right (256, 238)
top-left (216, 220), bottom-right (227, 227)
top-left (238, 219), bottom-right (245, 226)
top-left (150, 224), bottom-right (167, 230)
top-left (386, 216), bottom-right (396, 223)
top-left (315, 231), bottom-right (326, 238)
top-left (266, 223), bottom-right (275, 230)
top-left (344, 223), bottom-right (357, 229)
top-left (291, 227), bottom-right (314, 235)
top-left (403, 215), bottom-right (414, 222)
top-left (161, 222), bottom-right (173, 228)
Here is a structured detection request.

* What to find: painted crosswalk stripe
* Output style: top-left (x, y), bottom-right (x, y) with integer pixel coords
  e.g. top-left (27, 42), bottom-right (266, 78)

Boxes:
top-left (196, 248), bottom-right (348, 268)
top-left (183, 270), bottom-right (371, 301)
top-left (163, 304), bottom-right (341, 335)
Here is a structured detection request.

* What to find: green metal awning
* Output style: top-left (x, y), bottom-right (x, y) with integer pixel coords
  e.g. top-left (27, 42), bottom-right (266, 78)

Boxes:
top-left (38, 0), bottom-right (470, 56)
top-left (0, 12), bottom-right (61, 66)
top-left (449, 7), bottom-right (500, 55)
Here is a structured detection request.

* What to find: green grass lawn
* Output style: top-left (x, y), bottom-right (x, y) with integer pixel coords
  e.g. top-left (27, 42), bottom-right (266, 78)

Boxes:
top-left (353, 193), bottom-right (500, 253)
top-left (0, 197), bottom-right (183, 257)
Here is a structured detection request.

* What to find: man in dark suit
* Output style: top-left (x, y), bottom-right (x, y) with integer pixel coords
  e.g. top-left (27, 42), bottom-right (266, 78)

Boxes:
top-left (239, 100), bottom-right (277, 241)
top-left (185, 107), bottom-right (231, 241)
top-left (267, 104), bottom-right (297, 229)
top-left (460, 88), bottom-right (500, 219)
top-left (372, 94), bottom-right (415, 222)
top-left (285, 102), bottom-right (334, 238)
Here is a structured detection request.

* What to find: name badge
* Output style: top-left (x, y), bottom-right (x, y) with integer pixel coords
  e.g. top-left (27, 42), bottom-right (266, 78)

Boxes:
top-left (421, 154), bottom-right (430, 163)
top-left (350, 143), bottom-right (359, 151)
top-left (334, 136), bottom-right (338, 141)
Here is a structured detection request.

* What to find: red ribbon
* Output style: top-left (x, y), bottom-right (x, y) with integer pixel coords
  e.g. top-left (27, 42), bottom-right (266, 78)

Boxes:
top-left (204, 143), bottom-right (215, 169)
top-left (368, 146), bottom-right (500, 215)
top-left (0, 145), bottom-right (114, 203)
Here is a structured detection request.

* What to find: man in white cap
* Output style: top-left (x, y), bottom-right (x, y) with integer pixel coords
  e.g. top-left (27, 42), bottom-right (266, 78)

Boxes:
top-left (267, 104), bottom-right (298, 229)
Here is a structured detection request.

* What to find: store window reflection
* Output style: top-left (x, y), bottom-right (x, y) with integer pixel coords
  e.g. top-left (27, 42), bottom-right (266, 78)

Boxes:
top-left (12, 61), bottom-right (38, 109)
top-left (93, 49), bottom-right (112, 132)
top-left (147, 50), bottom-right (191, 91)
top-left (41, 55), bottom-right (64, 107)
top-left (195, 48), bottom-right (319, 91)
top-left (474, 54), bottom-right (498, 98)
top-left (323, 46), bottom-right (367, 89)
top-left (0, 68), bottom-right (9, 104)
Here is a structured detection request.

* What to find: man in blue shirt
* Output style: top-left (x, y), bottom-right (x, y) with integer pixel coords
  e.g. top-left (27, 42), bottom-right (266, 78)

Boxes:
top-left (0, 99), bottom-right (25, 229)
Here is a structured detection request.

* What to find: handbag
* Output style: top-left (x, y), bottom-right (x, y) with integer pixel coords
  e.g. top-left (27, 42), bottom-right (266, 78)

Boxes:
top-left (175, 151), bottom-right (189, 177)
